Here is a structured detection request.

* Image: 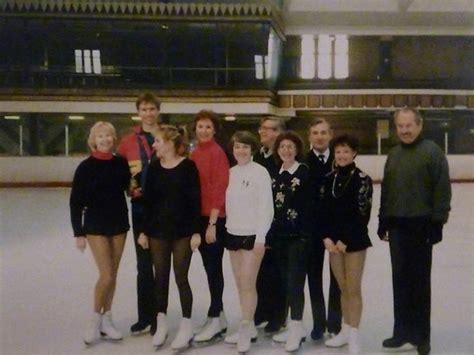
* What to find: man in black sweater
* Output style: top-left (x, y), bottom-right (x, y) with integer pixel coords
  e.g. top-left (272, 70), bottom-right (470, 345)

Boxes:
top-left (379, 108), bottom-right (451, 355)
top-left (304, 118), bottom-right (342, 340)
top-left (253, 117), bottom-right (287, 334)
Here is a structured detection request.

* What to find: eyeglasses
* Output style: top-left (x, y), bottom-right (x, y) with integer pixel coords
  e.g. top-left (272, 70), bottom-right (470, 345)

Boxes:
top-left (258, 126), bottom-right (278, 133)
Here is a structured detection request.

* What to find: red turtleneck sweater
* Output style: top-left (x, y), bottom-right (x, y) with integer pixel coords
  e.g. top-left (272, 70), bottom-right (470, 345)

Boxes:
top-left (190, 139), bottom-right (229, 217)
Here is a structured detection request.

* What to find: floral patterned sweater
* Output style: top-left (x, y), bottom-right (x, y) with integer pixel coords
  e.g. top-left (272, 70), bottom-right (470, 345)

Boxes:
top-left (319, 162), bottom-right (373, 252)
top-left (267, 162), bottom-right (310, 246)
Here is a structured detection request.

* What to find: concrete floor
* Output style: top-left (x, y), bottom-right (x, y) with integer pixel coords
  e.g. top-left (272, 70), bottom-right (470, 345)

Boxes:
top-left (1, 184), bottom-right (473, 355)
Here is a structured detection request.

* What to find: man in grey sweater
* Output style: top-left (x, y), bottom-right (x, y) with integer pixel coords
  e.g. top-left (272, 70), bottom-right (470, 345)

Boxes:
top-left (378, 107), bottom-right (451, 355)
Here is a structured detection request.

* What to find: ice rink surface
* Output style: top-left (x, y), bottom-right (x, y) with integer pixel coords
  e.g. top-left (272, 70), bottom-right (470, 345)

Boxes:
top-left (1, 184), bottom-right (473, 355)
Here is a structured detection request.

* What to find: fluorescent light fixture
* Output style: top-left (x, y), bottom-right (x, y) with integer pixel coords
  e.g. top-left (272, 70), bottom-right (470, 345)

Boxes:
top-left (68, 115), bottom-right (85, 120)
top-left (4, 115), bottom-right (20, 120)
top-left (131, 116), bottom-right (141, 121)
top-left (224, 115), bottom-right (236, 122)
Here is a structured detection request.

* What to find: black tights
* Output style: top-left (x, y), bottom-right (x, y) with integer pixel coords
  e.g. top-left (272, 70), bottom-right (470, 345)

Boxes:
top-left (149, 237), bottom-right (193, 318)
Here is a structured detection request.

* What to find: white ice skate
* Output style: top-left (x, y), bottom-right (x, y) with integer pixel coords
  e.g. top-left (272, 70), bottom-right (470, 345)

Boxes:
top-left (152, 313), bottom-right (168, 348)
top-left (100, 311), bottom-right (123, 341)
top-left (285, 320), bottom-right (306, 353)
top-left (171, 318), bottom-right (194, 352)
top-left (83, 312), bottom-right (102, 345)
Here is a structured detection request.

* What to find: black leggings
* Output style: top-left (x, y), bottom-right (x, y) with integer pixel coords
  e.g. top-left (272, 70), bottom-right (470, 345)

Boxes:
top-left (199, 216), bottom-right (225, 318)
top-left (149, 237), bottom-right (193, 318)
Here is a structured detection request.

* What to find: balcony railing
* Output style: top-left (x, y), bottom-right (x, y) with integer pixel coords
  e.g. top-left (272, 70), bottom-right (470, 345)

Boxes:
top-left (0, 64), bottom-right (266, 89)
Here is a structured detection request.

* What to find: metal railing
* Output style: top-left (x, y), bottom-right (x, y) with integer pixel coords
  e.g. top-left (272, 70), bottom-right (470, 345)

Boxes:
top-left (0, 64), bottom-right (265, 89)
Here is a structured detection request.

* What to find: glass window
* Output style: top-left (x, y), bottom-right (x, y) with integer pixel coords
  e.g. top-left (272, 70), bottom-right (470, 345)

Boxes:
top-left (0, 116), bottom-right (22, 156)
top-left (300, 34), bottom-right (315, 79)
top-left (317, 35), bottom-right (332, 79)
top-left (83, 50), bottom-right (92, 74)
top-left (254, 55), bottom-right (264, 79)
top-left (74, 50), bottom-right (83, 73)
top-left (266, 31), bottom-right (274, 79)
top-left (334, 35), bottom-right (349, 79)
top-left (92, 50), bottom-right (102, 74)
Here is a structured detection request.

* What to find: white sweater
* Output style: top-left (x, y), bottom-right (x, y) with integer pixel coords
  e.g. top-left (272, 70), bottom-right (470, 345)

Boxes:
top-left (225, 161), bottom-right (274, 244)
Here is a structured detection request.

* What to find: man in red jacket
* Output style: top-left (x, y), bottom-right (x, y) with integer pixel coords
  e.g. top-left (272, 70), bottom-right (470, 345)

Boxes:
top-left (117, 93), bottom-right (160, 335)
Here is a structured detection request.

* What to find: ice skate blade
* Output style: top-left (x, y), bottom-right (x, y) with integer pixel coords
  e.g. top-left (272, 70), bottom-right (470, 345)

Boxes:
top-left (172, 339), bottom-right (193, 353)
top-left (192, 333), bottom-right (223, 347)
top-left (382, 343), bottom-right (416, 352)
top-left (153, 334), bottom-right (168, 349)
top-left (285, 337), bottom-right (306, 353)
top-left (225, 336), bottom-right (257, 345)
top-left (130, 327), bottom-right (151, 336)
top-left (83, 338), bottom-right (100, 347)
top-left (100, 332), bottom-right (123, 341)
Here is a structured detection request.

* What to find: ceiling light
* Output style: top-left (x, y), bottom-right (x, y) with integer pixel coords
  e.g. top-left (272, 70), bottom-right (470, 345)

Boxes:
top-left (68, 115), bottom-right (85, 120)
top-left (131, 116), bottom-right (141, 121)
top-left (4, 115), bottom-right (20, 120)
top-left (224, 115), bottom-right (236, 122)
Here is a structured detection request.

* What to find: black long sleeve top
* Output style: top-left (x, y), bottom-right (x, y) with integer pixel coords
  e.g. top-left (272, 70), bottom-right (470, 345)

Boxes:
top-left (319, 163), bottom-right (373, 252)
top-left (69, 155), bottom-right (131, 237)
top-left (142, 158), bottom-right (201, 239)
top-left (267, 163), bottom-right (310, 245)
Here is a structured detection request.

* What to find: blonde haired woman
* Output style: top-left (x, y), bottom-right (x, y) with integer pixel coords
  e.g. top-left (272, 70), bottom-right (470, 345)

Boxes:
top-left (70, 121), bottom-right (131, 345)
top-left (138, 125), bottom-right (201, 351)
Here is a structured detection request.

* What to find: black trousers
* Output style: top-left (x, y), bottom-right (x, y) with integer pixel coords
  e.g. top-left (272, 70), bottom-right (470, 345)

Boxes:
top-left (307, 238), bottom-right (342, 334)
top-left (198, 216), bottom-right (225, 318)
top-left (389, 227), bottom-right (432, 346)
top-left (273, 237), bottom-right (309, 321)
top-left (254, 247), bottom-right (287, 326)
top-left (131, 202), bottom-right (157, 323)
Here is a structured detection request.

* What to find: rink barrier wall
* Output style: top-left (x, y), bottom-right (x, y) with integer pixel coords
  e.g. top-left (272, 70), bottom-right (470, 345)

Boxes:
top-left (0, 155), bottom-right (473, 187)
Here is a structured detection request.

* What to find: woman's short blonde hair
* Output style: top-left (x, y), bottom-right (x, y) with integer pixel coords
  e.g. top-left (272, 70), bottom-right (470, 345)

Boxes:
top-left (87, 121), bottom-right (117, 152)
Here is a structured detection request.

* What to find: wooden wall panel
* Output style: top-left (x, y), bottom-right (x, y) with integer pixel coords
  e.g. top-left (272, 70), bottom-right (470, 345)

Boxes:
top-left (408, 95), bottom-right (420, 107)
top-left (293, 95), bottom-right (306, 108)
top-left (277, 93), bottom-right (472, 109)
top-left (337, 95), bottom-right (350, 107)
top-left (366, 95), bottom-right (379, 107)
top-left (279, 95), bottom-right (291, 108)
top-left (443, 96), bottom-right (455, 108)
top-left (394, 95), bottom-right (408, 107)
top-left (468, 96), bottom-right (474, 108)
top-left (432, 95), bottom-right (443, 107)
top-left (380, 95), bottom-right (393, 107)
top-left (307, 95), bottom-right (321, 108)
top-left (322, 95), bottom-right (336, 107)
top-left (455, 96), bottom-right (467, 107)
top-left (352, 95), bottom-right (365, 107)
top-left (420, 95), bottom-right (431, 107)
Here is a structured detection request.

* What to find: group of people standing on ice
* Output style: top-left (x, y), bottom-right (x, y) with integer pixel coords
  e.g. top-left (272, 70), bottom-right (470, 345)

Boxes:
top-left (70, 92), bottom-right (451, 355)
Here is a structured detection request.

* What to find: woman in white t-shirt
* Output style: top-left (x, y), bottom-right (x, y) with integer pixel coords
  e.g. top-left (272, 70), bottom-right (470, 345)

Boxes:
top-left (224, 131), bottom-right (274, 353)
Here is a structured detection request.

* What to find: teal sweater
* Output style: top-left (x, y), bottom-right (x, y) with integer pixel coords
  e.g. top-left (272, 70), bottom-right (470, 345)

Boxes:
top-left (379, 138), bottom-right (451, 224)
